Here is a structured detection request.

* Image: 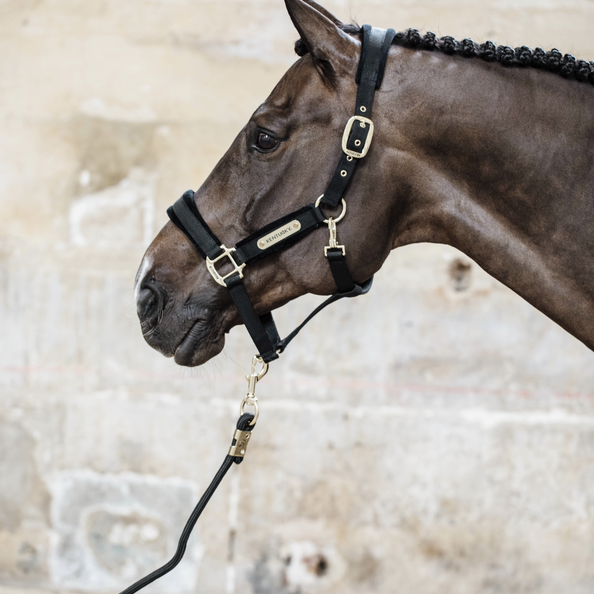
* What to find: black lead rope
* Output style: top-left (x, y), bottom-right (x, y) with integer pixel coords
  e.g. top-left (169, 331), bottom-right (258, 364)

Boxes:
top-left (119, 414), bottom-right (256, 594)
top-left (120, 25), bottom-right (393, 594)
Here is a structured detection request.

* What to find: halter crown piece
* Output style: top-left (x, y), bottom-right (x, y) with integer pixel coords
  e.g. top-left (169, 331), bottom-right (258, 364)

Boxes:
top-left (167, 25), bottom-right (395, 363)
top-left (119, 26), bottom-right (395, 594)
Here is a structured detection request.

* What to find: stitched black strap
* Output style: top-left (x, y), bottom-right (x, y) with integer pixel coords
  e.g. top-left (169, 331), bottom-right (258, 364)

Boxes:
top-left (226, 275), bottom-right (279, 363)
top-left (356, 25), bottom-right (396, 90)
top-left (354, 25), bottom-right (395, 112)
top-left (118, 413), bottom-right (256, 594)
top-left (321, 25), bottom-right (396, 209)
top-left (326, 248), bottom-right (356, 293)
top-left (168, 191), bottom-right (222, 260)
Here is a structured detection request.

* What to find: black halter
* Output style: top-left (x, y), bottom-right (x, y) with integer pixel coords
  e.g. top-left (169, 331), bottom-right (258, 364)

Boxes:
top-left (167, 25), bottom-right (395, 363)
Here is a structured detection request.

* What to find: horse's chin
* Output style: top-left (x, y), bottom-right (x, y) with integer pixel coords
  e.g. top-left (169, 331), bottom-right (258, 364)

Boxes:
top-left (172, 318), bottom-right (226, 367)
top-left (174, 339), bottom-right (224, 366)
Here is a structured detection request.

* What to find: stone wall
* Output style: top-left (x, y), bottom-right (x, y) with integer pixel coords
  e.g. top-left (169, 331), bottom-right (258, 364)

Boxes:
top-left (1, 1), bottom-right (594, 593)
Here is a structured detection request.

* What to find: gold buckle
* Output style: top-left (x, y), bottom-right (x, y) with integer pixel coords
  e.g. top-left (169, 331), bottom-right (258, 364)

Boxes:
top-left (206, 244), bottom-right (246, 287)
top-left (341, 115), bottom-right (374, 159)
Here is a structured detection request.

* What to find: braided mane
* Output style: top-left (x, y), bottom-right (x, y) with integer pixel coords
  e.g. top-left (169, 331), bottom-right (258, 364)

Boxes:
top-left (295, 25), bottom-right (594, 86)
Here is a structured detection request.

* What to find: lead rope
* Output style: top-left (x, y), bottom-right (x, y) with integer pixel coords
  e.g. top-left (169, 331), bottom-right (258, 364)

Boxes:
top-left (118, 356), bottom-right (268, 594)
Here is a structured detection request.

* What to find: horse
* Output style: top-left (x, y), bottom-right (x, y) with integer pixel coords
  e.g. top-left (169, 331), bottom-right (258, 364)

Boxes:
top-left (134, 0), bottom-right (594, 368)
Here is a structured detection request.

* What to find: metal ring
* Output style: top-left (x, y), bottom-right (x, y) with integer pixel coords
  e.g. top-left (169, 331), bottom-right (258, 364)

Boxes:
top-left (315, 195), bottom-right (347, 224)
top-left (240, 396), bottom-right (259, 426)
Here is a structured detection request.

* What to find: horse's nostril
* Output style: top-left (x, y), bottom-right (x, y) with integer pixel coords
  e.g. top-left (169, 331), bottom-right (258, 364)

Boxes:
top-left (137, 288), bottom-right (156, 322)
top-left (136, 282), bottom-right (166, 327)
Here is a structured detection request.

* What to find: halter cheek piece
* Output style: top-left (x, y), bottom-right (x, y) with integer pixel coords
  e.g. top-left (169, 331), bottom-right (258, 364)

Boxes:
top-left (167, 25), bottom-right (396, 363)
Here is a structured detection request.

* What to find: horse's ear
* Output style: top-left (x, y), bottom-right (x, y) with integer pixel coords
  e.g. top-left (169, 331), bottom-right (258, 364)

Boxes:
top-left (285, 0), bottom-right (359, 78)
top-left (298, 0), bottom-right (341, 26)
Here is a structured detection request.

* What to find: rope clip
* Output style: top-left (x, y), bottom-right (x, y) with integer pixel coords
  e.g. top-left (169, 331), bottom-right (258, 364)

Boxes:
top-left (324, 218), bottom-right (346, 257)
top-left (239, 355), bottom-right (268, 426)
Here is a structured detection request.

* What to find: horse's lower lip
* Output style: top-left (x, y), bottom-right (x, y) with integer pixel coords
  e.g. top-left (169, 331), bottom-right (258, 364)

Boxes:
top-left (174, 318), bottom-right (224, 366)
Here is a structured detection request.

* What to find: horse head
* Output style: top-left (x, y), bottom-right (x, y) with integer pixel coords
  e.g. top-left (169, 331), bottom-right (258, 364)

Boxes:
top-left (135, 0), bottom-right (594, 365)
top-left (135, 0), bottom-right (399, 366)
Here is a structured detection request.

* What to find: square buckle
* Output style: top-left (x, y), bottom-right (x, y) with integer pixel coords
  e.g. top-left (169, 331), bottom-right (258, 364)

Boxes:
top-left (206, 245), bottom-right (246, 287)
top-left (341, 115), bottom-right (374, 159)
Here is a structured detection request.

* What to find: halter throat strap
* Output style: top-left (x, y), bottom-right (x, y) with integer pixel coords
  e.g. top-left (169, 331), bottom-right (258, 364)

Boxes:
top-left (167, 25), bottom-right (394, 362)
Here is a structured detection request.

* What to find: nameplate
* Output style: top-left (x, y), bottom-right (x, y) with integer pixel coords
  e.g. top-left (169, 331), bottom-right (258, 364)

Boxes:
top-left (257, 220), bottom-right (301, 250)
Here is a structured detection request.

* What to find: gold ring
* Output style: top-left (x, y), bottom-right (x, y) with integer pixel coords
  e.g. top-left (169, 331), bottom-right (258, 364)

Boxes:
top-left (240, 396), bottom-right (259, 426)
top-left (315, 195), bottom-right (347, 224)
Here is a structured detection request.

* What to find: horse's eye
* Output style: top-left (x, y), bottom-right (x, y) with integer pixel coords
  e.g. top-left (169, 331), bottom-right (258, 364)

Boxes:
top-left (256, 132), bottom-right (279, 151)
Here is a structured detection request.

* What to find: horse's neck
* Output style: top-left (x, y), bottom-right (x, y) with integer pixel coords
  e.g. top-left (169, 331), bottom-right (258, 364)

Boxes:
top-left (381, 47), bottom-right (594, 350)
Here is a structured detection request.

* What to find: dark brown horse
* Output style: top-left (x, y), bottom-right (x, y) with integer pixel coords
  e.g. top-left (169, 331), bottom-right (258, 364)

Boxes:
top-left (135, 0), bottom-right (594, 367)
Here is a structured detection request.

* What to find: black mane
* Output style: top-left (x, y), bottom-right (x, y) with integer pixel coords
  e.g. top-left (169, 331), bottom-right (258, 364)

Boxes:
top-left (295, 25), bottom-right (594, 86)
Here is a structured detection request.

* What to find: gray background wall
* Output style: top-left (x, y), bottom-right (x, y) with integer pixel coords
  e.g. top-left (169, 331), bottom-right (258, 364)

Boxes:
top-left (1, 1), bottom-right (594, 593)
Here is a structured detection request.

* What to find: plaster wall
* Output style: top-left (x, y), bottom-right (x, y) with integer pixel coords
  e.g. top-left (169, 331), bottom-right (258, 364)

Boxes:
top-left (1, 1), bottom-right (594, 593)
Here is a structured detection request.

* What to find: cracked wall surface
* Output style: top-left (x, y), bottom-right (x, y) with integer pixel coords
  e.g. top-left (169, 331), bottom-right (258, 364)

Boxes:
top-left (1, 1), bottom-right (594, 593)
